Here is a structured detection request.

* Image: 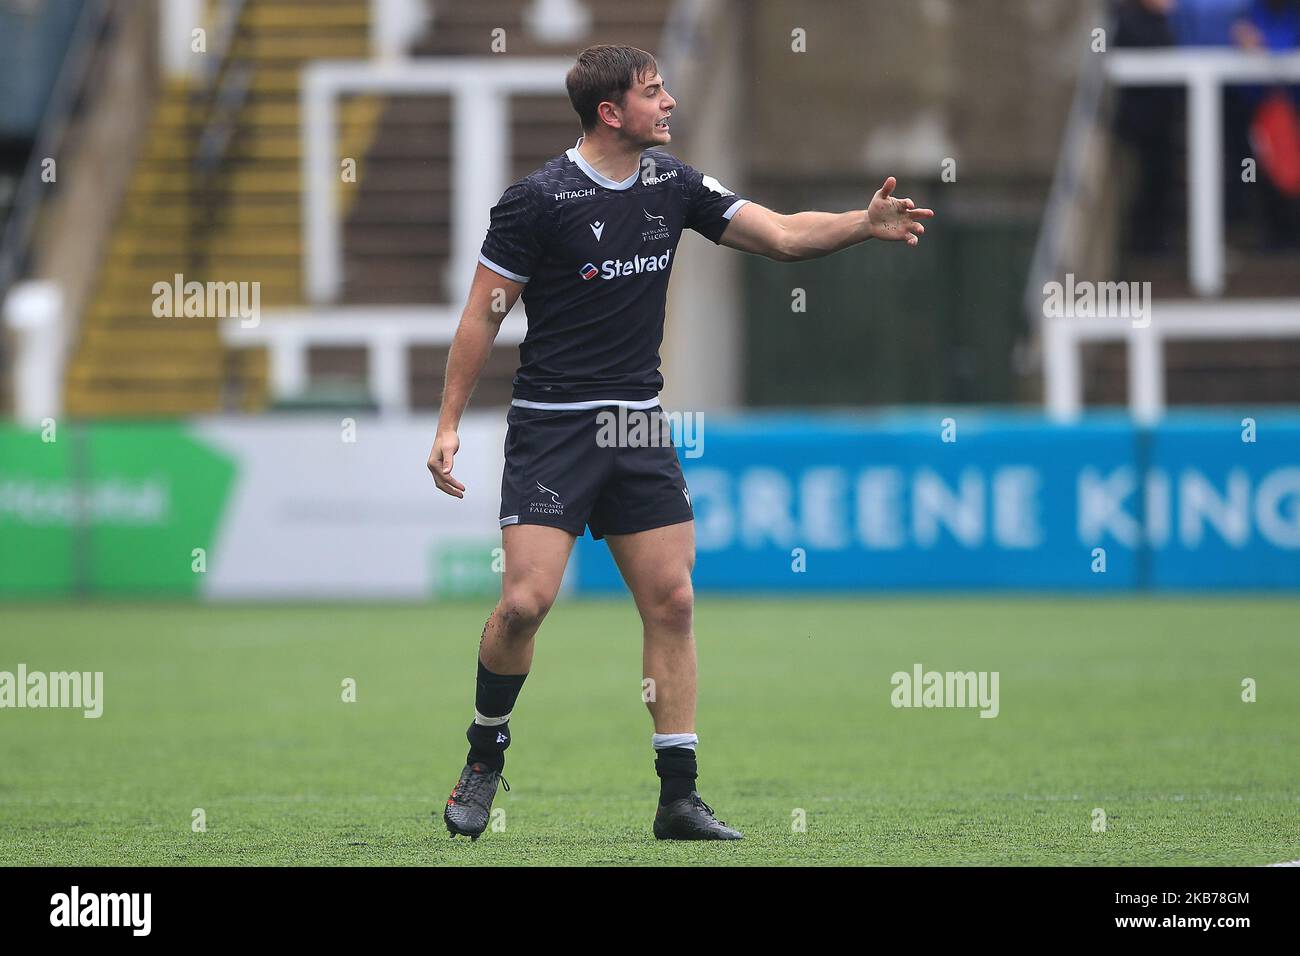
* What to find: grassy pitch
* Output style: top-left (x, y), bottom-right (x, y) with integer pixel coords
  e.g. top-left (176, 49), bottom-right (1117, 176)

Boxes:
top-left (1, 597), bottom-right (1297, 866)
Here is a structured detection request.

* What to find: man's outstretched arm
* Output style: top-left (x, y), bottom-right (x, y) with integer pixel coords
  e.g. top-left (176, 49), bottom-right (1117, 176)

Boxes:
top-left (427, 262), bottom-right (525, 498)
top-left (719, 176), bottom-right (934, 262)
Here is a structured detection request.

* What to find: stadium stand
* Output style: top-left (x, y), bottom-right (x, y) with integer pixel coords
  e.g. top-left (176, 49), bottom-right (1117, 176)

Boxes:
top-left (50, 0), bottom-right (676, 414)
top-left (62, 0), bottom-right (376, 415)
top-left (335, 0), bottom-right (675, 408)
top-left (1030, 9), bottom-right (1300, 413)
top-left (5, 0), bottom-right (1298, 419)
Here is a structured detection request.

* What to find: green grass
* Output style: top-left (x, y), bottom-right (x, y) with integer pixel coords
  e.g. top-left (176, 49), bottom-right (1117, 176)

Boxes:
top-left (1, 598), bottom-right (1297, 866)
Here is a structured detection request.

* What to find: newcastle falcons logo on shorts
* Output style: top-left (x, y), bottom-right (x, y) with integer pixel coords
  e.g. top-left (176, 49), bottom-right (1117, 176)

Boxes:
top-left (529, 481), bottom-right (564, 516)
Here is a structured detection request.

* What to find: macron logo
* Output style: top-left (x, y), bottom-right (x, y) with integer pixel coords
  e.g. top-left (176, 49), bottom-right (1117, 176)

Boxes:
top-left (590, 221), bottom-right (605, 241)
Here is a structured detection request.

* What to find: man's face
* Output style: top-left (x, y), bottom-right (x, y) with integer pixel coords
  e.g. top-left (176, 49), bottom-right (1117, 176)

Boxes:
top-left (612, 71), bottom-right (676, 146)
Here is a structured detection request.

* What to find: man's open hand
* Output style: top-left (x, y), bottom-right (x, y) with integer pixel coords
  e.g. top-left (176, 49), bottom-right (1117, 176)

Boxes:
top-left (867, 177), bottom-right (935, 246)
top-left (428, 429), bottom-right (466, 498)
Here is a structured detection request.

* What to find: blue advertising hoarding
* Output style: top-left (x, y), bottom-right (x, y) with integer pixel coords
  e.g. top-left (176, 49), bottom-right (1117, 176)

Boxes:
top-left (573, 411), bottom-right (1300, 592)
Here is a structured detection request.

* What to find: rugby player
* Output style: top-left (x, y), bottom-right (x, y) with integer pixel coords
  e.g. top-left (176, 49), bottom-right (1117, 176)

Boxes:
top-left (428, 44), bottom-right (933, 841)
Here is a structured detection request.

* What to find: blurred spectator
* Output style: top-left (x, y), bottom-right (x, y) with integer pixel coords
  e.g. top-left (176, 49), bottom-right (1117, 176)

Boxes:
top-left (1232, 0), bottom-right (1300, 50)
top-left (1233, 0), bottom-right (1300, 247)
top-left (1114, 0), bottom-right (1181, 254)
top-left (1165, 2), bottom-right (1257, 244)
top-left (1169, 0), bottom-right (1250, 45)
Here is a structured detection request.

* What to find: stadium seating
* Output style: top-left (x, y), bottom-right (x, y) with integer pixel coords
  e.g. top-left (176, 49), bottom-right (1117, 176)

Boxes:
top-left (64, 0), bottom-right (376, 415)
top-left (59, 0), bottom-right (676, 414)
top-left (30, 0), bottom-right (1300, 416)
top-left (1083, 253), bottom-right (1300, 407)
top-left (333, 0), bottom-right (675, 408)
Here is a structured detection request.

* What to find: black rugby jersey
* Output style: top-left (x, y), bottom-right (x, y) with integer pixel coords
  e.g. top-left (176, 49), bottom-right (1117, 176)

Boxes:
top-left (478, 138), bottom-right (749, 406)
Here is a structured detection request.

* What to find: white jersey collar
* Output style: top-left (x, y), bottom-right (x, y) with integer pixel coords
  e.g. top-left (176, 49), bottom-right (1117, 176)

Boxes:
top-left (567, 135), bottom-right (640, 191)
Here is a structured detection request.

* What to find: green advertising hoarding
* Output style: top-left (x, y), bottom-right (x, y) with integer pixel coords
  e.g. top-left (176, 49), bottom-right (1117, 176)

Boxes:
top-left (0, 423), bottom-right (235, 597)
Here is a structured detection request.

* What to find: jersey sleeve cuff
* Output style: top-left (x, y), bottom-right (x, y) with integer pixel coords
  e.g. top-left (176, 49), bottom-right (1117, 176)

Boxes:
top-left (722, 198), bottom-right (750, 220)
top-left (478, 253), bottom-right (530, 284)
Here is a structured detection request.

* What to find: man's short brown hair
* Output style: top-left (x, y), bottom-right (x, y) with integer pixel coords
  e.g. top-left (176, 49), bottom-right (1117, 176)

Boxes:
top-left (565, 44), bottom-right (660, 131)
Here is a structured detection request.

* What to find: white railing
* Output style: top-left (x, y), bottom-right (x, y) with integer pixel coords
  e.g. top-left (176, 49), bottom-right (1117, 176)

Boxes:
top-left (1044, 301), bottom-right (1300, 425)
top-left (1039, 48), bottom-right (1300, 424)
top-left (300, 58), bottom-right (571, 308)
top-left (233, 1), bottom-right (716, 413)
top-left (3, 281), bottom-right (65, 426)
top-left (222, 306), bottom-right (524, 414)
top-left (158, 0), bottom-right (203, 78)
top-left (1022, 11), bottom-right (1113, 341)
top-left (1104, 49), bottom-right (1300, 297)
top-left (235, 58), bottom-right (571, 413)
top-left (222, 58), bottom-right (570, 411)
top-left (370, 0), bottom-right (428, 60)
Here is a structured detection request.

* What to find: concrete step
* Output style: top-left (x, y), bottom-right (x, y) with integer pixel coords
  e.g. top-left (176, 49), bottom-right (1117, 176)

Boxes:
top-left (128, 169), bottom-right (302, 192)
top-left (78, 326), bottom-right (219, 347)
top-left (67, 357), bottom-right (225, 382)
top-left (229, 36), bottom-right (370, 60)
top-left (245, 4), bottom-right (367, 29)
top-left (108, 233), bottom-right (300, 257)
top-left (154, 100), bottom-right (377, 130)
top-left (118, 203), bottom-right (300, 229)
top-left (65, 386), bottom-right (223, 417)
top-left (144, 133), bottom-right (305, 162)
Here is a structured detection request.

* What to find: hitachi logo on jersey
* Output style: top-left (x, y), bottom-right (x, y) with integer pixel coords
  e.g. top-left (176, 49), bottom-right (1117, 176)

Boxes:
top-left (642, 169), bottom-right (678, 185)
top-left (584, 250), bottom-right (671, 280)
top-left (555, 187), bottom-right (597, 201)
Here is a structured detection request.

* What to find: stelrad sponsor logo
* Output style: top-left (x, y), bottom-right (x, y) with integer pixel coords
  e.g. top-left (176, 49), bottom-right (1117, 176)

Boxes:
top-left (580, 249), bottom-right (672, 281)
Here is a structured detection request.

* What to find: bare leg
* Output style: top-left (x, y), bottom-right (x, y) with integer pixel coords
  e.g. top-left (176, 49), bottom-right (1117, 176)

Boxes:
top-left (604, 521), bottom-right (697, 733)
top-left (594, 521), bottom-right (738, 837)
top-left (443, 525), bottom-right (575, 838)
top-left (479, 523), bottom-right (576, 674)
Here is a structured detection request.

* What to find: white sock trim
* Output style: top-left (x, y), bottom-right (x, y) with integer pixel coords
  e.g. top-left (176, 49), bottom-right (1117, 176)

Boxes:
top-left (652, 732), bottom-right (698, 751)
top-left (474, 710), bottom-right (511, 727)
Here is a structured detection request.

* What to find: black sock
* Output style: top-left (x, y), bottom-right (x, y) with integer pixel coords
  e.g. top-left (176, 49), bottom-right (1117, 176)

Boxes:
top-left (654, 746), bottom-right (698, 805)
top-left (465, 659), bottom-right (527, 772)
